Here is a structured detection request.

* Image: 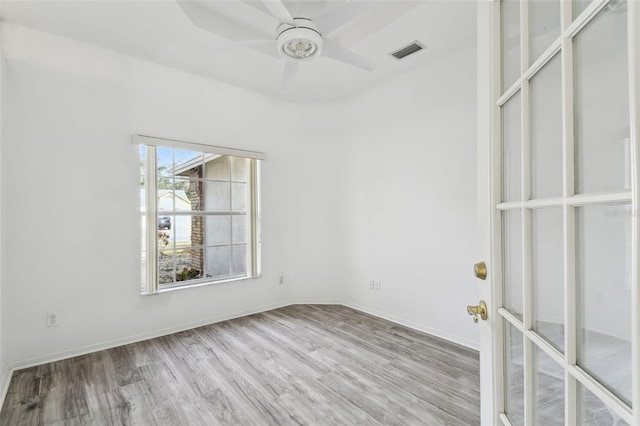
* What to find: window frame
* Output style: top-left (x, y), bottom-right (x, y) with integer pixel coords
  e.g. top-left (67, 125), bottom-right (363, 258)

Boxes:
top-left (135, 135), bottom-right (263, 295)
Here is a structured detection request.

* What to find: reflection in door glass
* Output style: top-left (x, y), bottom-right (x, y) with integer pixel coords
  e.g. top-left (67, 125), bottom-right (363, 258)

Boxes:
top-left (574, 5), bottom-right (629, 194)
top-left (532, 207), bottom-right (564, 352)
top-left (502, 91), bottom-right (522, 202)
top-left (530, 54), bottom-right (562, 199)
top-left (533, 346), bottom-right (564, 426)
top-left (576, 204), bottom-right (631, 405)
top-left (503, 210), bottom-right (523, 319)
top-left (529, 0), bottom-right (560, 63)
top-left (505, 320), bottom-right (524, 426)
top-left (501, 0), bottom-right (521, 90)
top-left (578, 383), bottom-right (630, 426)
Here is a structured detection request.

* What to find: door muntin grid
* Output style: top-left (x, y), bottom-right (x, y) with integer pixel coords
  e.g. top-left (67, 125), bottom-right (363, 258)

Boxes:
top-left (497, 0), bottom-right (634, 425)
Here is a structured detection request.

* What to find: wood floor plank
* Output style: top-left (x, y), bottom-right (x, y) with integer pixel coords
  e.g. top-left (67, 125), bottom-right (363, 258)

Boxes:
top-left (0, 305), bottom-right (480, 425)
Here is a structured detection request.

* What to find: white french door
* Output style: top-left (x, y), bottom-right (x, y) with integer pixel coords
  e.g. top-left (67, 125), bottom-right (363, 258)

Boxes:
top-left (477, 0), bottom-right (640, 425)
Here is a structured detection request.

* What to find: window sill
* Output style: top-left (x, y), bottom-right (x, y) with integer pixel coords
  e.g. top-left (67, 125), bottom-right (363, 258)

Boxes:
top-left (141, 274), bottom-right (260, 296)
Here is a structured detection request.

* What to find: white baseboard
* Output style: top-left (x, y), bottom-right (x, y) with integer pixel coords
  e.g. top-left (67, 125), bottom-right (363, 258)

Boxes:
top-left (8, 301), bottom-right (292, 373)
top-left (4, 299), bottom-right (341, 374)
top-left (342, 302), bottom-right (479, 351)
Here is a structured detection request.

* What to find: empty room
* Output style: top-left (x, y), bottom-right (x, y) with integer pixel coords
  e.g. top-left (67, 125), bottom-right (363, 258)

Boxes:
top-left (0, 0), bottom-right (638, 425)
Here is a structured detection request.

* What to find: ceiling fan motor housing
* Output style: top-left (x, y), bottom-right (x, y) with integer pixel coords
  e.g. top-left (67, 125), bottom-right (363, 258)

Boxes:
top-left (277, 18), bottom-right (323, 61)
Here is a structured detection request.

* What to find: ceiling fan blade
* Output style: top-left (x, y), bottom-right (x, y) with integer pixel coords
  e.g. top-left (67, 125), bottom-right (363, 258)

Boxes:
top-left (314, 1), bottom-right (373, 36)
top-left (260, 0), bottom-right (295, 25)
top-left (281, 61), bottom-right (299, 92)
top-left (206, 39), bottom-right (275, 52)
top-left (177, 2), bottom-right (271, 41)
top-left (322, 39), bottom-right (376, 72)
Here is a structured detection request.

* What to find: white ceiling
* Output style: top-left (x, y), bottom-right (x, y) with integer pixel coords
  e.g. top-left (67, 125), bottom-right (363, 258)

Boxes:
top-left (0, 0), bottom-right (476, 102)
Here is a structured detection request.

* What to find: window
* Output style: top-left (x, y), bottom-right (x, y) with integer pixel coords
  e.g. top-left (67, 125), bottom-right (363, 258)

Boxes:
top-left (137, 135), bottom-right (263, 294)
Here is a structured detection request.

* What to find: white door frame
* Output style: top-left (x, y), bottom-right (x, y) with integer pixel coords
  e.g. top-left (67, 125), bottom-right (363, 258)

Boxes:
top-left (477, 0), bottom-right (640, 425)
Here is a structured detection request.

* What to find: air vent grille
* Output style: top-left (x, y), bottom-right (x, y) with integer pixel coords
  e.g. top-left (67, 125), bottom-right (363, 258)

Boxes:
top-left (390, 41), bottom-right (426, 60)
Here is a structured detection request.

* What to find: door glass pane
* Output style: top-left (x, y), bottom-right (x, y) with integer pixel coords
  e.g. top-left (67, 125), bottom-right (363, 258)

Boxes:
top-left (502, 0), bottom-right (521, 90)
top-left (573, 0), bottom-right (591, 20)
top-left (503, 209), bottom-right (523, 319)
top-left (531, 53), bottom-right (562, 198)
top-left (532, 207), bottom-right (564, 352)
top-left (578, 383), bottom-right (630, 426)
top-left (576, 204), bottom-right (631, 405)
top-left (533, 346), bottom-right (564, 426)
top-left (529, 0), bottom-right (560, 63)
top-left (503, 91), bottom-right (522, 202)
top-left (574, 5), bottom-right (629, 194)
top-left (505, 320), bottom-right (524, 426)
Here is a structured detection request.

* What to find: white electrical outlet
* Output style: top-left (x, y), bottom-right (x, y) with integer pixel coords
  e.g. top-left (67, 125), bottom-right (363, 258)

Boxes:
top-left (46, 313), bottom-right (58, 327)
top-left (375, 280), bottom-right (382, 291)
top-left (369, 279), bottom-right (375, 289)
top-left (279, 276), bottom-right (284, 285)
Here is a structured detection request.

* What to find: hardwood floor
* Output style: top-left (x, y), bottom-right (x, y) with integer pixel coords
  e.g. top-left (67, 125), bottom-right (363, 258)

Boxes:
top-left (0, 305), bottom-right (480, 425)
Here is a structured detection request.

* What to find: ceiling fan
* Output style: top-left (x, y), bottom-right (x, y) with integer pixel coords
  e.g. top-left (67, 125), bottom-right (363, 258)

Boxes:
top-left (176, 0), bottom-right (376, 90)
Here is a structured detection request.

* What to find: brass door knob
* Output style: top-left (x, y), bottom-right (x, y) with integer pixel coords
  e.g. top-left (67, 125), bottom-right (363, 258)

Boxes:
top-left (474, 261), bottom-right (487, 280)
top-left (467, 300), bottom-right (488, 323)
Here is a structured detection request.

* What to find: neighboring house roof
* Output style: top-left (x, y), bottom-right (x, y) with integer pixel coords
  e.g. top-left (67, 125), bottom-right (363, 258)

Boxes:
top-left (175, 153), bottom-right (221, 176)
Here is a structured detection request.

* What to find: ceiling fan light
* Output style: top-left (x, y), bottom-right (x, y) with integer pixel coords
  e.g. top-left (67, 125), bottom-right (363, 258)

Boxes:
top-left (276, 19), bottom-right (323, 61)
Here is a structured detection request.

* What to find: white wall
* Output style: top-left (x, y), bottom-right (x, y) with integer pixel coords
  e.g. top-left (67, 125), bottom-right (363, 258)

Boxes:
top-left (338, 47), bottom-right (480, 349)
top-left (0, 21), bottom-right (480, 381)
top-left (0, 23), bottom-right (342, 369)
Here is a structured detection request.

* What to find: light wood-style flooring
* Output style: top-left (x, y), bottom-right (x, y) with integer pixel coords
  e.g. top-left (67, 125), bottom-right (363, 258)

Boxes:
top-left (0, 305), bottom-right (480, 425)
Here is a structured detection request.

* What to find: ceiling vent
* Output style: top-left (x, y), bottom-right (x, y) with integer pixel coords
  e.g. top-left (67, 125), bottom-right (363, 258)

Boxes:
top-left (390, 41), bottom-right (426, 60)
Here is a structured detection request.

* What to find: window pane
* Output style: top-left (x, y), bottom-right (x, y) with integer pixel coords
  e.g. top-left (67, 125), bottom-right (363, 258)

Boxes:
top-left (578, 383), bottom-right (629, 426)
top-left (232, 183), bottom-right (248, 212)
top-left (168, 215), bottom-right (188, 245)
top-left (157, 147), bottom-right (173, 176)
top-left (143, 144), bottom-right (260, 290)
top-left (231, 245), bottom-right (247, 275)
top-left (532, 207), bottom-right (564, 352)
top-left (232, 215), bottom-right (248, 244)
top-left (174, 149), bottom-right (203, 174)
top-left (158, 236), bottom-right (175, 285)
top-left (206, 246), bottom-right (231, 279)
top-left (533, 346), bottom-right (564, 426)
top-left (206, 215), bottom-right (231, 246)
top-left (504, 320), bottom-right (524, 426)
top-left (574, 5), bottom-right (629, 194)
top-left (205, 155), bottom-right (230, 180)
top-left (502, 91), bottom-right (522, 202)
top-left (174, 246), bottom-right (204, 284)
top-left (171, 177), bottom-right (192, 209)
top-left (529, 0), bottom-right (560, 63)
top-left (231, 156), bottom-right (249, 182)
top-left (503, 209), bottom-right (523, 319)
top-left (205, 181), bottom-right (231, 211)
top-left (531, 53), bottom-right (562, 198)
top-left (502, 0), bottom-right (521, 90)
top-left (141, 214), bottom-right (147, 292)
top-left (577, 204), bottom-right (631, 405)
